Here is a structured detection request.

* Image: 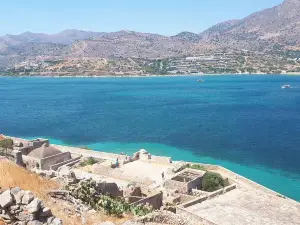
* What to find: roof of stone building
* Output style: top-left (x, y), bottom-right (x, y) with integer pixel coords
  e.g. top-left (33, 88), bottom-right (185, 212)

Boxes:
top-left (27, 143), bottom-right (62, 159)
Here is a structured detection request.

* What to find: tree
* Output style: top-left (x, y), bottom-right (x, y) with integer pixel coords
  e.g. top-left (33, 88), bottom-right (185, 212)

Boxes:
top-left (0, 139), bottom-right (14, 157)
top-left (202, 172), bottom-right (229, 192)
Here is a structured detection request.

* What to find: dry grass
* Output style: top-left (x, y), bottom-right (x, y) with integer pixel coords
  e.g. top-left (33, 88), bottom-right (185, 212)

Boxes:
top-left (0, 160), bottom-right (132, 225)
top-left (0, 159), bottom-right (59, 197)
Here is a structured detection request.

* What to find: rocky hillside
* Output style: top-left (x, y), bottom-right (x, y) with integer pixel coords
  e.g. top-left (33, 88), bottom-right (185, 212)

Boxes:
top-left (199, 0), bottom-right (300, 50)
top-left (68, 30), bottom-right (191, 58)
top-left (1, 0), bottom-right (300, 69)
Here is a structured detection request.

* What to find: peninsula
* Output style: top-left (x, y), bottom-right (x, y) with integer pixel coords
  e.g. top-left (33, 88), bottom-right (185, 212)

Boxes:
top-left (1, 135), bottom-right (299, 225)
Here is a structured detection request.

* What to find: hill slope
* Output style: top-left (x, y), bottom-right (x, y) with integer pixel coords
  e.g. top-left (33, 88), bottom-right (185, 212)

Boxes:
top-left (199, 0), bottom-right (300, 50)
top-left (1, 0), bottom-right (300, 68)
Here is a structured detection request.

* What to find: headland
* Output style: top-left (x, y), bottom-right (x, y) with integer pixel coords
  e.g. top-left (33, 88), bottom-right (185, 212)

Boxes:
top-left (1, 135), bottom-right (299, 225)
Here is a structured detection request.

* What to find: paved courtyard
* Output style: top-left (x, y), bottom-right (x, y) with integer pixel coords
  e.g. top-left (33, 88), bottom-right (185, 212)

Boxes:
top-left (185, 187), bottom-right (300, 225)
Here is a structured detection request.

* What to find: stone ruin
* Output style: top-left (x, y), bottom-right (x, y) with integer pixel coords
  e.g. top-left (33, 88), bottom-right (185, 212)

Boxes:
top-left (0, 187), bottom-right (62, 225)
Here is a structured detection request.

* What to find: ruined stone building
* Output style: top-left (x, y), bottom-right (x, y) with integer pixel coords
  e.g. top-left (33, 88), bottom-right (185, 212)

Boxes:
top-left (8, 137), bottom-right (73, 170)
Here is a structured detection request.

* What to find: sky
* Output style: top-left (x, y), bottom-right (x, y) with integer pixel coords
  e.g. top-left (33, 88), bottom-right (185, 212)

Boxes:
top-left (0, 0), bottom-right (283, 36)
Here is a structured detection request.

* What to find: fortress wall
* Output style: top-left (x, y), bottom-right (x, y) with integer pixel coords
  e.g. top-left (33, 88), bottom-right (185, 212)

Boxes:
top-left (151, 155), bottom-right (172, 164)
top-left (180, 161), bottom-right (296, 202)
top-left (50, 156), bottom-right (81, 171)
top-left (52, 144), bottom-right (128, 161)
top-left (176, 207), bottom-right (216, 225)
top-left (40, 152), bottom-right (71, 170)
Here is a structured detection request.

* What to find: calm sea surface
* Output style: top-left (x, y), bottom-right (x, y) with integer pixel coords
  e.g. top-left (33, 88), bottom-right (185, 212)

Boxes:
top-left (1, 75), bottom-right (300, 200)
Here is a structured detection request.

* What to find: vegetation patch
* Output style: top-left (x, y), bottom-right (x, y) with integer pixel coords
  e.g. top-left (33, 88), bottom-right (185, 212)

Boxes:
top-left (0, 138), bottom-right (14, 156)
top-left (201, 171), bottom-right (230, 192)
top-left (79, 157), bottom-right (99, 167)
top-left (66, 179), bottom-right (153, 217)
top-left (176, 163), bottom-right (207, 173)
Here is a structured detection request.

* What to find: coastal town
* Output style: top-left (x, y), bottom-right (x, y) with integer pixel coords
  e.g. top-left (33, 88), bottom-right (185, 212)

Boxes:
top-left (3, 50), bottom-right (300, 77)
top-left (1, 135), bottom-right (299, 225)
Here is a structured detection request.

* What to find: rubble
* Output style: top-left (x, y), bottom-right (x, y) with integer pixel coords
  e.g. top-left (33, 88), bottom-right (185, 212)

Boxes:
top-left (0, 188), bottom-right (62, 225)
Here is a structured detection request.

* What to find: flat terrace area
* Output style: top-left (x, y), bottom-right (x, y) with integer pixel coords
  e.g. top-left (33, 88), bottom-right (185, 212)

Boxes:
top-left (117, 160), bottom-right (173, 185)
top-left (76, 160), bottom-right (175, 189)
top-left (185, 187), bottom-right (300, 225)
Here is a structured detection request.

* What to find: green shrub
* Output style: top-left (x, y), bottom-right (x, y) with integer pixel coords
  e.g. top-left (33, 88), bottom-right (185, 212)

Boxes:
top-left (79, 157), bottom-right (98, 167)
top-left (176, 163), bottom-right (207, 173)
top-left (202, 172), bottom-right (228, 192)
top-left (188, 164), bottom-right (206, 171)
top-left (0, 138), bottom-right (14, 156)
top-left (85, 157), bottom-right (98, 165)
top-left (0, 139), bottom-right (14, 150)
top-left (66, 179), bottom-right (152, 217)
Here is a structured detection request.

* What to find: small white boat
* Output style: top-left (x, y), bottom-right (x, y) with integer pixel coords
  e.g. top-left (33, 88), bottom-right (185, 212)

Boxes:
top-left (282, 85), bottom-right (291, 89)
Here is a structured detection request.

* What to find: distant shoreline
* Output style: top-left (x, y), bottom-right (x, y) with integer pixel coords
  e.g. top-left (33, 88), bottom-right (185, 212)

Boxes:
top-left (1, 73), bottom-right (300, 78)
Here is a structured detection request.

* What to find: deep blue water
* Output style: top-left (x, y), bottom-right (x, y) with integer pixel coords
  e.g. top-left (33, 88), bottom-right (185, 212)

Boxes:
top-left (1, 75), bottom-right (300, 200)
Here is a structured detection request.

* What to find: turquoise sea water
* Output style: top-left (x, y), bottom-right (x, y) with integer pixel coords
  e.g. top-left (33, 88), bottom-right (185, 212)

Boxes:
top-left (1, 75), bottom-right (300, 201)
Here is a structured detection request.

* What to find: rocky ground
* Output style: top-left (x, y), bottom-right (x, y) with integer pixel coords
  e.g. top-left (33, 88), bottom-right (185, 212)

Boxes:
top-left (0, 160), bottom-right (192, 225)
top-left (0, 187), bottom-right (62, 225)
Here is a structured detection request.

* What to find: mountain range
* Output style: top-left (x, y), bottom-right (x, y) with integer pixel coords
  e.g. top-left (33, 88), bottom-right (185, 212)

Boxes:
top-left (1, 0), bottom-right (299, 69)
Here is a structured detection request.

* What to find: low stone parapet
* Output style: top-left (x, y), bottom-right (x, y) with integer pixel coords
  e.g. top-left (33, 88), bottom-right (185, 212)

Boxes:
top-left (150, 155), bottom-right (172, 164)
top-left (176, 207), bottom-right (217, 225)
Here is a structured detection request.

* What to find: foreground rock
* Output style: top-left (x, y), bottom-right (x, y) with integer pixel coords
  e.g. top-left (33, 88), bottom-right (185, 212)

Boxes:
top-left (0, 187), bottom-right (62, 225)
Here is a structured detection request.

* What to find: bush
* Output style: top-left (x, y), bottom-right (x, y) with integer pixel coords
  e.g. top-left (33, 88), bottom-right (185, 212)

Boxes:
top-left (66, 179), bottom-right (153, 217)
top-left (85, 157), bottom-right (98, 165)
top-left (79, 157), bottom-right (98, 167)
top-left (202, 172), bottom-right (228, 192)
top-left (176, 163), bottom-right (207, 173)
top-left (188, 164), bottom-right (207, 171)
top-left (0, 139), bottom-right (14, 156)
top-left (0, 139), bottom-right (14, 150)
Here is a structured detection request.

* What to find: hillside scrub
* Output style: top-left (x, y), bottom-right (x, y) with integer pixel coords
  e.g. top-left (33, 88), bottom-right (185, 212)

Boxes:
top-left (0, 160), bottom-right (128, 225)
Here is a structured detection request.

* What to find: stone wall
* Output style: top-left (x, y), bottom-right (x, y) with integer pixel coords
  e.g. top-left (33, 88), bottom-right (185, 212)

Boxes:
top-left (97, 182), bottom-right (123, 197)
top-left (133, 192), bottom-right (163, 210)
top-left (9, 137), bottom-right (50, 156)
top-left (164, 176), bottom-right (202, 194)
top-left (22, 155), bottom-right (41, 170)
top-left (150, 155), bottom-right (172, 164)
top-left (176, 207), bottom-right (216, 225)
top-left (52, 144), bottom-right (128, 161)
top-left (0, 187), bottom-right (62, 225)
top-left (164, 180), bottom-right (188, 193)
top-left (0, 150), bottom-right (24, 167)
top-left (187, 177), bottom-right (202, 192)
top-left (179, 184), bottom-right (237, 208)
top-left (179, 195), bottom-right (209, 208)
top-left (50, 156), bottom-right (81, 171)
top-left (40, 152), bottom-right (71, 170)
top-left (182, 161), bottom-right (295, 201)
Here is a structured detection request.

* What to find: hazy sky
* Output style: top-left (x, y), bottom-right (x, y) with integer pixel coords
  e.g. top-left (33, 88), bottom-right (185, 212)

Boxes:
top-left (1, 0), bottom-right (283, 36)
